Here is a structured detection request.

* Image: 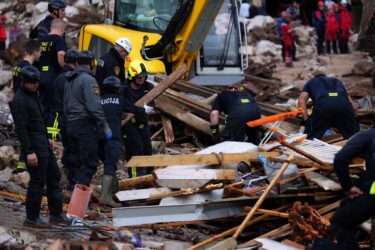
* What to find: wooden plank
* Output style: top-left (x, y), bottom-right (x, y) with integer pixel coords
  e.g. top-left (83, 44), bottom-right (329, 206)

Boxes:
top-left (126, 152), bottom-right (280, 167)
top-left (305, 172), bottom-right (341, 191)
top-left (156, 95), bottom-right (212, 135)
top-left (149, 183), bottom-right (223, 200)
top-left (154, 169), bottom-right (236, 189)
top-left (115, 188), bottom-right (172, 202)
top-left (154, 169), bottom-right (237, 181)
top-left (118, 174), bottom-right (154, 190)
top-left (121, 64), bottom-right (188, 125)
top-left (244, 207), bottom-right (289, 218)
top-left (161, 116), bottom-right (175, 143)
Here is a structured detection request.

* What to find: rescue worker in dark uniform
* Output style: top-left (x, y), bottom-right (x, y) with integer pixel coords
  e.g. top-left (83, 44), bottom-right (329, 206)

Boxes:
top-left (298, 72), bottom-right (358, 140)
top-left (64, 50), bottom-right (112, 187)
top-left (30, 0), bottom-right (66, 39)
top-left (95, 37), bottom-right (132, 86)
top-left (11, 40), bottom-right (41, 174)
top-left (53, 49), bottom-right (78, 190)
top-left (312, 1), bottom-right (326, 55)
top-left (210, 86), bottom-right (261, 144)
top-left (330, 128), bottom-right (375, 250)
top-left (121, 60), bottom-right (154, 178)
top-left (98, 76), bottom-right (147, 207)
top-left (12, 40), bottom-right (41, 95)
top-left (11, 65), bottom-right (68, 227)
top-left (38, 18), bottom-right (66, 130)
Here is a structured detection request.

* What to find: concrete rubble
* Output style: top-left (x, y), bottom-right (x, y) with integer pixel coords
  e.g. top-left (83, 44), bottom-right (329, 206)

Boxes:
top-left (0, 1), bottom-right (374, 250)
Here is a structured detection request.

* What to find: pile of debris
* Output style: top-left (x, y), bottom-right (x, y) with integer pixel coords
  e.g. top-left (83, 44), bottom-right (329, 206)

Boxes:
top-left (0, 0), bottom-right (106, 67)
top-left (0, 63), bottom-right (373, 250)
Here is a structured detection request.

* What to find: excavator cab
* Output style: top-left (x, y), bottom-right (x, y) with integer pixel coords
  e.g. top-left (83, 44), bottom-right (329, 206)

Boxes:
top-left (191, 0), bottom-right (245, 85)
top-left (79, 0), bottom-right (245, 85)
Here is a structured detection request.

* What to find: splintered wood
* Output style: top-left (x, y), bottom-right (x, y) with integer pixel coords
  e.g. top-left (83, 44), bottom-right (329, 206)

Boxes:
top-left (288, 202), bottom-right (333, 245)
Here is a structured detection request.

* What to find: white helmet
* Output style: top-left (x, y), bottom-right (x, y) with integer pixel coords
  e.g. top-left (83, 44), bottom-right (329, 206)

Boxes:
top-left (115, 37), bottom-right (132, 54)
top-left (341, 0), bottom-right (347, 4)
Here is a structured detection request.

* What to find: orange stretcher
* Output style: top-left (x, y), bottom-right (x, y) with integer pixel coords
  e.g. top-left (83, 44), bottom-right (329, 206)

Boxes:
top-left (247, 108), bottom-right (304, 127)
top-left (247, 108), bottom-right (304, 146)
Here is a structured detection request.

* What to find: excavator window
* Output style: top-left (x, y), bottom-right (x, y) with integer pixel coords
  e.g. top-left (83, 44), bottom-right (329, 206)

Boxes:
top-left (88, 35), bottom-right (113, 60)
top-left (114, 0), bottom-right (180, 34)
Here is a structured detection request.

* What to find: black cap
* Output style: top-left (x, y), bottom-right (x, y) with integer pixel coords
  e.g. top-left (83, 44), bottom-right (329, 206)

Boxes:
top-left (48, 0), bottom-right (66, 12)
top-left (76, 50), bottom-right (95, 65)
top-left (102, 76), bottom-right (122, 87)
top-left (21, 65), bottom-right (40, 84)
top-left (64, 49), bottom-right (78, 64)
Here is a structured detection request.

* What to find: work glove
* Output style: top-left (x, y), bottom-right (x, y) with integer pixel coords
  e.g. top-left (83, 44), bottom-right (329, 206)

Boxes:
top-left (210, 124), bottom-right (220, 144)
top-left (300, 117), bottom-right (312, 134)
top-left (143, 103), bottom-right (154, 114)
top-left (103, 123), bottom-right (113, 140)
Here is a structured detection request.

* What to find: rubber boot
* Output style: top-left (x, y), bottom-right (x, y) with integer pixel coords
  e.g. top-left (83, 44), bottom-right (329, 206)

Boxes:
top-left (326, 41), bottom-right (331, 54)
top-left (67, 184), bottom-right (92, 219)
top-left (98, 175), bottom-right (121, 208)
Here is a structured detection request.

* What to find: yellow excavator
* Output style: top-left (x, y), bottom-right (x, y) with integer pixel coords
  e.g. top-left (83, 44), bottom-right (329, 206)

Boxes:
top-left (79, 0), bottom-right (246, 85)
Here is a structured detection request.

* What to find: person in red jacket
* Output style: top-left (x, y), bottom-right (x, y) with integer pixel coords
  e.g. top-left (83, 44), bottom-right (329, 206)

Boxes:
top-left (339, 0), bottom-right (352, 53)
top-left (0, 15), bottom-right (7, 51)
top-left (325, 6), bottom-right (339, 54)
top-left (281, 14), bottom-right (294, 67)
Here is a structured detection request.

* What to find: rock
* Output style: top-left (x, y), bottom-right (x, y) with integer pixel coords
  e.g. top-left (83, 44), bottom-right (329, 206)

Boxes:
top-left (30, 2), bottom-right (49, 28)
top-left (247, 15), bottom-right (275, 31)
top-left (0, 168), bottom-right (12, 182)
top-left (11, 172), bottom-right (30, 188)
top-left (0, 146), bottom-right (15, 170)
top-left (34, 1), bottom-right (48, 13)
top-left (0, 181), bottom-right (26, 195)
top-left (163, 240), bottom-right (192, 250)
top-left (0, 70), bottom-right (11, 87)
top-left (65, 6), bottom-right (80, 18)
top-left (255, 40), bottom-right (280, 57)
top-left (352, 60), bottom-right (374, 76)
top-left (25, 3), bottom-right (34, 14)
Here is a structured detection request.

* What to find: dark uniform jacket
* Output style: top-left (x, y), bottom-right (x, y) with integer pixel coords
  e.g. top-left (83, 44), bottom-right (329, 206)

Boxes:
top-left (212, 90), bottom-right (258, 115)
top-left (334, 129), bottom-right (375, 194)
top-left (64, 66), bottom-right (106, 126)
top-left (302, 76), bottom-right (349, 104)
top-left (101, 92), bottom-right (145, 139)
top-left (95, 48), bottom-right (125, 86)
top-left (11, 86), bottom-right (49, 157)
top-left (30, 15), bottom-right (66, 40)
top-left (53, 64), bottom-right (74, 114)
top-left (120, 81), bottom-right (154, 124)
top-left (30, 15), bottom-right (53, 39)
top-left (12, 60), bottom-right (31, 94)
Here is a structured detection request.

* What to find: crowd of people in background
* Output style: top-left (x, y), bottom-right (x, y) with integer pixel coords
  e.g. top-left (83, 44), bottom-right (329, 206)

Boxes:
top-left (275, 0), bottom-right (353, 67)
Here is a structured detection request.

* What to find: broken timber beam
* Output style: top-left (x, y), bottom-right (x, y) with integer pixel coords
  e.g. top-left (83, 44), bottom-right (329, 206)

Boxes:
top-left (121, 64), bottom-right (188, 125)
top-left (156, 95), bottom-right (212, 135)
top-left (244, 74), bottom-right (285, 86)
top-left (126, 152), bottom-right (280, 167)
top-left (118, 174), bottom-right (154, 190)
top-left (161, 116), bottom-right (175, 143)
top-left (244, 207), bottom-right (289, 218)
